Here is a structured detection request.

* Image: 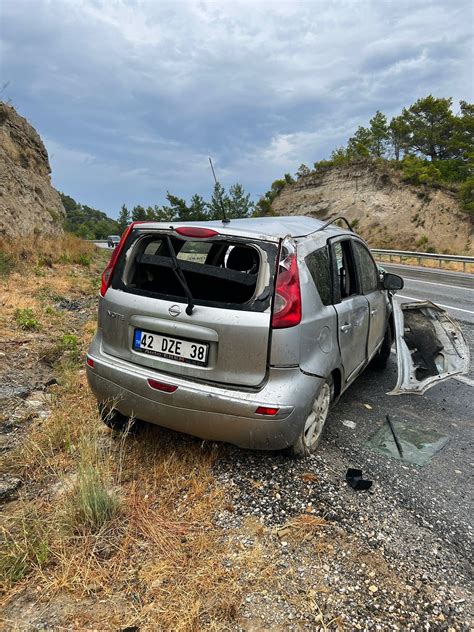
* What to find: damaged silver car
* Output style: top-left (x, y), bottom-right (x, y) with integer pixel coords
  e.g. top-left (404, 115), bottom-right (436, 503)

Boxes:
top-left (86, 216), bottom-right (469, 456)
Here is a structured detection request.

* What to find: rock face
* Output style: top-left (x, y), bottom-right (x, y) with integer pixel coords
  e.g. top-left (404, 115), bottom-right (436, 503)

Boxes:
top-left (0, 101), bottom-right (65, 239)
top-left (271, 164), bottom-right (473, 254)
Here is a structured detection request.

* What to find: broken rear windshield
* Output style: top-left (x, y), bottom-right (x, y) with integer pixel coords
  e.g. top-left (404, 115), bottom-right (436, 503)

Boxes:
top-left (111, 231), bottom-right (277, 312)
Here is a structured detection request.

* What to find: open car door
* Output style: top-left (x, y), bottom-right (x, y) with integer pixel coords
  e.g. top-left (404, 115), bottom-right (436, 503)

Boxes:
top-left (389, 300), bottom-right (470, 395)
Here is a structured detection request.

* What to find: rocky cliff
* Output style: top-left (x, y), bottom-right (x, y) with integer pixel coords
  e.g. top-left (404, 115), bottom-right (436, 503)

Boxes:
top-left (0, 102), bottom-right (65, 239)
top-left (271, 164), bottom-right (473, 254)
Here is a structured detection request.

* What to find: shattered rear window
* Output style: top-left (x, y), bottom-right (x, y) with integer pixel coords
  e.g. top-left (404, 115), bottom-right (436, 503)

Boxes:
top-left (112, 232), bottom-right (276, 312)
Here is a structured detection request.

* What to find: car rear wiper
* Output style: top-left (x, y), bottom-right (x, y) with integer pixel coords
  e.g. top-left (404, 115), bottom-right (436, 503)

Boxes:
top-left (166, 236), bottom-right (195, 315)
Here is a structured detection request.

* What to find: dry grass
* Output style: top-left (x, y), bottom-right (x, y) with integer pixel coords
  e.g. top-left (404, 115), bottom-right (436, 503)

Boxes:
top-left (1, 364), bottom-right (256, 629)
top-left (0, 233), bottom-right (96, 275)
top-left (0, 243), bottom-right (266, 629)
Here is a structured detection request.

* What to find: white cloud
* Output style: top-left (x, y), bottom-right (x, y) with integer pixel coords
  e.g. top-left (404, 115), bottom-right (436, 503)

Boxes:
top-left (1, 0), bottom-right (472, 214)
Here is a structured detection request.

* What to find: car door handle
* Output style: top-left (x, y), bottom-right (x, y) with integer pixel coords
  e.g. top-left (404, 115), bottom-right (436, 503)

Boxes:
top-left (340, 323), bottom-right (352, 333)
top-left (371, 309), bottom-right (378, 316)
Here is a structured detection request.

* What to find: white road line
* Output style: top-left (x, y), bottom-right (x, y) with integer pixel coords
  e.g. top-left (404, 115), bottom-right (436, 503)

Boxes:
top-left (453, 375), bottom-right (474, 387)
top-left (396, 294), bottom-right (474, 315)
top-left (404, 278), bottom-right (474, 291)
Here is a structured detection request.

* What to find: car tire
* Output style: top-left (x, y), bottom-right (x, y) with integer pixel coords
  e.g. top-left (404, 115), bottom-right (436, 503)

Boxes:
top-left (370, 323), bottom-right (393, 370)
top-left (98, 403), bottom-right (139, 433)
top-left (288, 376), bottom-right (333, 458)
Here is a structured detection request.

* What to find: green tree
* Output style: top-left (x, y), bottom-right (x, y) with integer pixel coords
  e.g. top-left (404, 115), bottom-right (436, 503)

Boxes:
top-left (131, 205), bottom-right (147, 221)
top-left (368, 110), bottom-right (389, 157)
top-left (347, 126), bottom-right (372, 157)
top-left (154, 204), bottom-right (177, 222)
top-left (226, 183), bottom-right (254, 219)
top-left (400, 95), bottom-right (455, 161)
top-left (165, 193), bottom-right (191, 221)
top-left (117, 204), bottom-right (130, 233)
top-left (207, 183), bottom-right (229, 221)
top-left (449, 100), bottom-right (474, 162)
top-left (296, 163), bottom-right (311, 179)
top-left (389, 115), bottom-right (411, 160)
top-left (189, 194), bottom-right (209, 221)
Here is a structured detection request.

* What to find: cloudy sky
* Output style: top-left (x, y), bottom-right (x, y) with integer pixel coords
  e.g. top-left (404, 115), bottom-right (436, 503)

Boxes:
top-left (1, 0), bottom-right (473, 217)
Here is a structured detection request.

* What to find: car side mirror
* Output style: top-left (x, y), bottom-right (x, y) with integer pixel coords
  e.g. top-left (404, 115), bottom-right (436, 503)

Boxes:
top-left (383, 272), bottom-right (404, 291)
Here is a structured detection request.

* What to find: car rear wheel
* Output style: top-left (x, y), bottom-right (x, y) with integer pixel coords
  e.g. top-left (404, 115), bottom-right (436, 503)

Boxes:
top-left (289, 376), bottom-right (333, 458)
top-left (98, 403), bottom-right (138, 433)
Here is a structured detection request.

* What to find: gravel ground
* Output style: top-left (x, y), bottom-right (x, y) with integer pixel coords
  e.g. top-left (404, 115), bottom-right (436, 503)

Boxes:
top-left (214, 323), bottom-right (474, 630)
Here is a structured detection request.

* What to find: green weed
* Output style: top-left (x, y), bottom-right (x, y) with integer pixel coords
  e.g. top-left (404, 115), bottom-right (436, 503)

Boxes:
top-left (14, 308), bottom-right (40, 331)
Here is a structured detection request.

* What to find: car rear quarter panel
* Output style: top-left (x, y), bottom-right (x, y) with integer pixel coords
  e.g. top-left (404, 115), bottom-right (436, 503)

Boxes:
top-left (269, 235), bottom-right (341, 382)
top-left (297, 255), bottom-right (341, 380)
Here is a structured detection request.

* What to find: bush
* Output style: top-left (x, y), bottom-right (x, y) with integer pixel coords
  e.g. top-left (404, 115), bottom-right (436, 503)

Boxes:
top-left (58, 334), bottom-right (81, 364)
top-left (400, 155), bottom-right (442, 186)
top-left (64, 437), bottom-right (120, 534)
top-left (435, 158), bottom-right (469, 183)
top-left (459, 176), bottom-right (474, 213)
top-left (15, 308), bottom-right (40, 330)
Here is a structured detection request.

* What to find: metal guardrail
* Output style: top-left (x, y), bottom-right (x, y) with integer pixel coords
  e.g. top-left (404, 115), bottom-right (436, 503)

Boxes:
top-left (87, 240), bottom-right (473, 273)
top-left (372, 249), bottom-right (474, 273)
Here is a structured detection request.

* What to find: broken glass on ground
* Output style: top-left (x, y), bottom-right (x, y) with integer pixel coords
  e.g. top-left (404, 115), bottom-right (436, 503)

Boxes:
top-left (367, 419), bottom-right (449, 466)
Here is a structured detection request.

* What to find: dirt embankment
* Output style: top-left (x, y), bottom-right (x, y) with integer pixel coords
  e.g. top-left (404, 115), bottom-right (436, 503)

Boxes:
top-left (0, 102), bottom-right (65, 239)
top-left (271, 164), bottom-right (473, 254)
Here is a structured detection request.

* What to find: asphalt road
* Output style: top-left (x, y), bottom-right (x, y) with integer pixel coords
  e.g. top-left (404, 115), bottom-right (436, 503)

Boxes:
top-left (383, 263), bottom-right (474, 324)
top-left (95, 241), bottom-right (111, 249)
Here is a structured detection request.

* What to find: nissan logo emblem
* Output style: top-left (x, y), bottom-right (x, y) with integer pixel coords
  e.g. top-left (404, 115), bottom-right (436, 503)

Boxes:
top-left (169, 304), bottom-right (181, 317)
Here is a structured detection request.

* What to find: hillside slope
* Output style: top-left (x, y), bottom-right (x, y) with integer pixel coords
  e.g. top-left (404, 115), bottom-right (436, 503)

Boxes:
top-left (271, 164), bottom-right (473, 254)
top-left (0, 102), bottom-right (65, 239)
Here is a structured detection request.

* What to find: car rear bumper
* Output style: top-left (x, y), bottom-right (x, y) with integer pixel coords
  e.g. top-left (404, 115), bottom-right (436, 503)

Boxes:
top-left (86, 333), bottom-right (322, 450)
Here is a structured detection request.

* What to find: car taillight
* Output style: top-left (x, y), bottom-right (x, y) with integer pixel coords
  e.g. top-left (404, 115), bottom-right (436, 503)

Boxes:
top-left (147, 379), bottom-right (178, 393)
top-left (100, 223), bottom-right (137, 297)
top-left (86, 357), bottom-right (94, 368)
top-left (271, 242), bottom-right (302, 329)
top-left (175, 227), bottom-right (219, 238)
top-left (255, 406), bottom-right (279, 416)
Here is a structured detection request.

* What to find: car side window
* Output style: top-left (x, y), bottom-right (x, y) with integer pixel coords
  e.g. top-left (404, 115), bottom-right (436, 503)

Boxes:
top-left (352, 241), bottom-right (379, 294)
top-left (306, 246), bottom-right (332, 306)
top-left (332, 240), bottom-right (359, 301)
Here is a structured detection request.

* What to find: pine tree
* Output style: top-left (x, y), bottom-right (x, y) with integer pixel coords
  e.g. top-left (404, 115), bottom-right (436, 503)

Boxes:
top-left (400, 95), bottom-right (455, 161)
top-left (227, 183), bottom-right (254, 218)
top-left (296, 164), bottom-right (311, 179)
top-left (207, 183), bottom-right (229, 221)
top-left (368, 111), bottom-right (389, 157)
top-left (131, 205), bottom-right (147, 221)
top-left (389, 116), bottom-right (411, 160)
top-left (117, 204), bottom-right (130, 233)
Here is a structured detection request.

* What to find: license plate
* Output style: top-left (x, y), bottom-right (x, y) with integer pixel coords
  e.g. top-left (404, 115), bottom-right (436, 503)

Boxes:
top-left (133, 329), bottom-right (209, 366)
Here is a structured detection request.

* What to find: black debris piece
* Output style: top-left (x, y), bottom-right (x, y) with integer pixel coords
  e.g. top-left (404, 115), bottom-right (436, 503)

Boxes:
top-left (386, 414), bottom-right (404, 458)
top-left (345, 468), bottom-right (373, 491)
